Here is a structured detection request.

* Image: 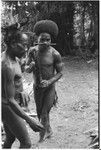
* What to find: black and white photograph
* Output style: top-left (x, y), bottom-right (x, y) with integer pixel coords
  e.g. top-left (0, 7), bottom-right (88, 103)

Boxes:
top-left (1, 0), bottom-right (99, 149)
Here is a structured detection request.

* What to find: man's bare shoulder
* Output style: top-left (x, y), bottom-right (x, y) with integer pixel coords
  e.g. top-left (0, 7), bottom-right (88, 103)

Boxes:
top-left (2, 52), bottom-right (12, 71)
top-left (51, 47), bottom-right (62, 61)
top-left (2, 52), bottom-right (8, 67)
top-left (2, 61), bottom-right (14, 82)
top-left (2, 51), bottom-right (6, 62)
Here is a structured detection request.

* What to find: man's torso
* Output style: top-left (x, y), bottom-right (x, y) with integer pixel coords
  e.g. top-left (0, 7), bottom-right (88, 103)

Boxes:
top-left (29, 46), bottom-right (57, 84)
top-left (2, 52), bottom-right (23, 103)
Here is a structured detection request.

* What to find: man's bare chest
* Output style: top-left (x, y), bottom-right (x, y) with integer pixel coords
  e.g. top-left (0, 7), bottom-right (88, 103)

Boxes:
top-left (38, 52), bottom-right (54, 67)
top-left (11, 61), bottom-right (23, 91)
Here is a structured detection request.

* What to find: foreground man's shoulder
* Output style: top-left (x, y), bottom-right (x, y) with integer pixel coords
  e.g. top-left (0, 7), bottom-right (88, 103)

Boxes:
top-left (1, 51), bottom-right (6, 62)
top-left (2, 53), bottom-right (11, 71)
top-left (2, 60), bottom-right (14, 80)
top-left (2, 61), bottom-right (11, 71)
top-left (2, 52), bottom-right (8, 68)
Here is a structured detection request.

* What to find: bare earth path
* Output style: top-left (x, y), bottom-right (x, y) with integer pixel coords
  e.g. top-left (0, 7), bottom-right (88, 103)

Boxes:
top-left (12, 56), bottom-right (98, 149)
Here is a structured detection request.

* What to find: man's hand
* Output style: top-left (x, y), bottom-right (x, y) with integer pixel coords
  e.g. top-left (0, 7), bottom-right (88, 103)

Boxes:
top-left (26, 118), bottom-right (45, 132)
top-left (39, 80), bottom-right (51, 88)
top-left (29, 61), bottom-right (35, 68)
top-left (25, 65), bottom-right (31, 73)
top-left (25, 61), bottom-right (35, 73)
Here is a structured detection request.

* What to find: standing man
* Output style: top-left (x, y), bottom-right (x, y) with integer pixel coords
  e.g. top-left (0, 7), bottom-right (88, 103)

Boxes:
top-left (25, 20), bottom-right (63, 142)
top-left (2, 22), bottom-right (44, 148)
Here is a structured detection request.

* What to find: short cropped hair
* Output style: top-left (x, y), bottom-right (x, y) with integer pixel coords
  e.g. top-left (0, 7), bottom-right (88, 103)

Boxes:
top-left (4, 30), bottom-right (23, 46)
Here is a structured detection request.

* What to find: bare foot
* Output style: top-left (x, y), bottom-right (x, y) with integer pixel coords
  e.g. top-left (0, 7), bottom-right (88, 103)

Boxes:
top-left (39, 131), bottom-right (53, 142)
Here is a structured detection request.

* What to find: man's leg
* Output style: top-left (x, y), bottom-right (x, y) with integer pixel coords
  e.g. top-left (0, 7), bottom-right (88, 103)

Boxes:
top-left (3, 124), bottom-right (15, 148)
top-left (2, 104), bottom-right (31, 148)
top-left (34, 87), bottom-right (45, 142)
top-left (47, 114), bottom-right (53, 138)
top-left (39, 86), bottom-right (55, 141)
top-left (34, 87), bottom-right (44, 120)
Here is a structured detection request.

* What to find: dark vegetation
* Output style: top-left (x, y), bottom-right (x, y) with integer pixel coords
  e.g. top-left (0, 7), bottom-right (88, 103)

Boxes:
top-left (2, 1), bottom-right (99, 57)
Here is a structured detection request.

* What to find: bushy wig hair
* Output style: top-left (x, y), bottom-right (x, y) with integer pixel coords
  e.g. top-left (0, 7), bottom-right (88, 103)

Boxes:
top-left (33, 20), bottom-right (59, 39)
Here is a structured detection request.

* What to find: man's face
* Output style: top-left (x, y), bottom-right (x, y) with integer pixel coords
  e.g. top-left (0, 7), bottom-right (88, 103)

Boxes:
top-left (11, 33), bottom-right (28, 58)
top-left (38, 33), bottom-right (51, 50)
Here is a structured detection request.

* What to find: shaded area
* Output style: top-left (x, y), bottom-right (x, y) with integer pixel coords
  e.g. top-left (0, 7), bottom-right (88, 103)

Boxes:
top-left (7, 56), bottom-right (98, 149)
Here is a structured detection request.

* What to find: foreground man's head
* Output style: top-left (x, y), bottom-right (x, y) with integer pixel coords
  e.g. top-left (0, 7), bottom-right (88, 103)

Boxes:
top-left (4, 29), bottom-right (28, 59)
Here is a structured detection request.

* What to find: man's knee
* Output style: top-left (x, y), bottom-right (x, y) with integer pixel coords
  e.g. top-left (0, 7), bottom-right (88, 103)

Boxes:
top-left (3, 137), bottom-right (15, 148)
top-left (24, 141), bottom-right (31, 148)
top-left (20, 140), bottom-right (31, 148)
top-left (40, 113), bottom-right (48, 125)
top-left (41, 113), bottom-right (47, 119)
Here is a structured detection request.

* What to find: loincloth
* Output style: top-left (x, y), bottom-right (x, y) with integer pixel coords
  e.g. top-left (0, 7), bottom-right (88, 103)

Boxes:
top-left (33, 84), bottom-right (58, 119)
top-left (34, 84), bottom-right (58, 103)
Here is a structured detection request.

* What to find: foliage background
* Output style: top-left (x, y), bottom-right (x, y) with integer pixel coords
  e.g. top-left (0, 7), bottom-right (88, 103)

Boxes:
top-left (1, 1), bottom-right (99, 57)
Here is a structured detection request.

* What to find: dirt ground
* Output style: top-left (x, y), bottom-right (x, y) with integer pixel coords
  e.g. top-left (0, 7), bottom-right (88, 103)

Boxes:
top-left (9, 56), bottom-right (98, 148)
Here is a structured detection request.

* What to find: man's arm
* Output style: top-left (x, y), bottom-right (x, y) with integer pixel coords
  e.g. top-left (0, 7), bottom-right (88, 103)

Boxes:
top-left (2, 64), bottom-right (44, 132)
top-left (25, 61), bottom-right (35, 73)
top-left (2, 65), bottom-right (30, 120)
top-left (49, 50), bottom-right (63, 85)
top-left (25, 48), bottom-right (36, 73)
